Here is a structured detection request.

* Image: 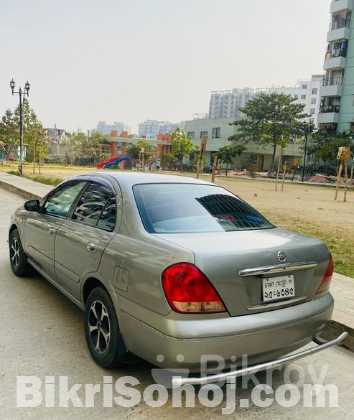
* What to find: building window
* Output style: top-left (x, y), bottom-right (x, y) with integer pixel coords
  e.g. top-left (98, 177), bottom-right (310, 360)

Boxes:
top-left (302, 85), bottom-right (308, 89)
top-left (294, 95), bottom-right (299, 100)
top-left (309, 118), bottom-right (314, 124)
top-left (200, 131), bottom-right (208, 139)
top-left (212, 127), bottom-right (221, 138)
top-left (311, 98), bottom-right (317, 104)
top-left (187, 132), bottom-right (195, 139)
top-left (312, 88), bottom-right (318, 95)
top-left (310, 108), bottom-right (316, 115)
top-left (301, 95), bottom-right (306, 100)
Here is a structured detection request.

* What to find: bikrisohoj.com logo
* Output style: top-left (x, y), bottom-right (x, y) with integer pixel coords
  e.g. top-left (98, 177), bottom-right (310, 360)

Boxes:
top-left (16, 354), bottom-right (338, 413)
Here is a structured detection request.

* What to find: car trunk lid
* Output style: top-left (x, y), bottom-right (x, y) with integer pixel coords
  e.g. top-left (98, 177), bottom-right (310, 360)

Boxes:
top-left (156, 228), bottom-right (330, 316)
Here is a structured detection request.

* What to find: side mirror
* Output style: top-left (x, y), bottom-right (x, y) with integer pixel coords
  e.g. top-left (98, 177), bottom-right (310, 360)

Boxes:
top-left (24, 199), bottom-right (40, 212)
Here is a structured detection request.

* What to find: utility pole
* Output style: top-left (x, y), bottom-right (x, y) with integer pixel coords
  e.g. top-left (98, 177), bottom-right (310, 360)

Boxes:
top-left (301, 128), bottom-right (308, 183)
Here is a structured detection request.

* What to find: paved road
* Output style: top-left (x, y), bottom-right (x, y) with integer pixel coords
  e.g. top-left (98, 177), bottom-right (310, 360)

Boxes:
top-left (0, 188), bottom-right (353, 420)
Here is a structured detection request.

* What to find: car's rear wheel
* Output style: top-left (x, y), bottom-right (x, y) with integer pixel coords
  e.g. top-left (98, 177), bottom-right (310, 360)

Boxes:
top-left (9, 229), bottom-right (31, 277)
top-left (84, 287), bottom-right (123, 368)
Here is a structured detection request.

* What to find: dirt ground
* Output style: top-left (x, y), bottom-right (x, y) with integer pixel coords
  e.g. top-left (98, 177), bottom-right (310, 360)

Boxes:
top-left (2, 164), bottom-right (353, 276)
top-left (10, 165), bottom-right (354, 235)
top-left (216, 176), bottom-right (354, 235)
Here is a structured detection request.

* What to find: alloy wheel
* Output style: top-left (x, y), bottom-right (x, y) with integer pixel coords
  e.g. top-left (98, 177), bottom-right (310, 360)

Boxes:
top-left (11, 237), bottom-right (20, 268)
top-left (88, 300), bottom-right (111, 354)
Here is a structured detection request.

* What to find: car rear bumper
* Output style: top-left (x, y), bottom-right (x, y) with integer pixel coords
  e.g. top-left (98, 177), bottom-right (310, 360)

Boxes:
top-left (117, 293), bottom-right (334, 372)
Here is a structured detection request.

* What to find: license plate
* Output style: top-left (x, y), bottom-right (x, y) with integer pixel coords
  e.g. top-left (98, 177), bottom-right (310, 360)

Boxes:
top-left (262, 275), bottom-right (295, 302)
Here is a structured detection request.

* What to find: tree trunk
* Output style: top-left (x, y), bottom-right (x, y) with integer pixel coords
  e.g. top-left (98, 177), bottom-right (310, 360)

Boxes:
top-left (270, 137), bottom-right (277, 172)
top-left (226, 163), bottom-right (228, 176)
top-left (33, 141), bottom-right (37, 174)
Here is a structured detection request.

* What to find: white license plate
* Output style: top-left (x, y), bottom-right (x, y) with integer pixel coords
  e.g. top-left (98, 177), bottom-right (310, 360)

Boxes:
top-left (262, 275), bottom-right (295, 302)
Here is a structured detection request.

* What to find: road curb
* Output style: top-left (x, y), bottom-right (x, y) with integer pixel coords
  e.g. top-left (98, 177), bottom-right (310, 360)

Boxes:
top-left (0, 179), bottom-right (43, 200)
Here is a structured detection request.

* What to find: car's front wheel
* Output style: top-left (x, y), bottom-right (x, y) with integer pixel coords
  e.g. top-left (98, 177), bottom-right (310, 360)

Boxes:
top-left (84, 287), bottom-right (123, 368)
top-left (9, 229), bottom-right (31, 277)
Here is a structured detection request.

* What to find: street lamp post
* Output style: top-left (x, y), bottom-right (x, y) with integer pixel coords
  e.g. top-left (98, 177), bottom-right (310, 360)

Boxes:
top-left (301, 124), bottom-right (313, 183)
top-left (301, 130), bottom-right (308, 183)
top-left (10, 79), bottom-right (31, 176)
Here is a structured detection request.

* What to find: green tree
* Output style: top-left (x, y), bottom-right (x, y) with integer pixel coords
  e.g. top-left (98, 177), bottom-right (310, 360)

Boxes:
top-left (0, 100), bottom-right (46, 171)
top-left (127, 140), bottom-right (156, 161)
top-left (309, 132), bottom-right (353, 164)
top-left (161, 152), bottom-right (174, 170)
top-left (17, 100), bottom-right (47, 171)
top-left (0, 110), bottom-right (17, 155)
top-left (229, 93), bottom-right (309, 171)
top-left (171, 128), bottom-right (198, 172)
top-left (216, 145), bottom-right (246, 176)
top-left (72, 131), bottom-right (100, 166)
top-left (19, 101), bottom-right (46, 172)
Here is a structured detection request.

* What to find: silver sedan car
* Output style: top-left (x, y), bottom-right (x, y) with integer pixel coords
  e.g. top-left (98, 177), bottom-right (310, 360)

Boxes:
top-left (8, 172), bottom-right (344, 384)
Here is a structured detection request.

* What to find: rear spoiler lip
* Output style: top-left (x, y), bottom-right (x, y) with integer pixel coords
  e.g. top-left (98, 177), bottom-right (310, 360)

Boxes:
top-left (172, 332), bottom-right (348, 387)
top-left (238, 262), bottom-right (318, 277)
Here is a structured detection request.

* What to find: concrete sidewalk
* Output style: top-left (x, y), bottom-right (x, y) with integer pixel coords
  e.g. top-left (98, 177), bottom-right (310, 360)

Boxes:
top-left (0, 170), bottom-right (353, 350)
top-left (0, 170), bottom-right (52, 199)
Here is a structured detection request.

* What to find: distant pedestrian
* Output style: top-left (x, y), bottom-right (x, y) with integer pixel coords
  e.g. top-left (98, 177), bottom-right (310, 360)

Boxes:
top-left (156, 160), bottom-right (161, 171)
top-left (209, 164), bottom-right (213, 174)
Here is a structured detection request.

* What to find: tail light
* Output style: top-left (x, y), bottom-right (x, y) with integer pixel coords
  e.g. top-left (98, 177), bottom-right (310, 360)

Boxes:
top-left (162, 263), bottom-right (226, 314)
top-left (316, 254), bottom-right (334, 295)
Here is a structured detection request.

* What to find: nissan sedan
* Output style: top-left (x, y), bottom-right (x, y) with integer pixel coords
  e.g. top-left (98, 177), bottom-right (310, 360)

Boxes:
top-left (8, 173), bottom-right (343, 383)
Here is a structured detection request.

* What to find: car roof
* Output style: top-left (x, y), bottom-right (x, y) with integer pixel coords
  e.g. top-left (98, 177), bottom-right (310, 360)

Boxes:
top-left (84, 172), bottom-right (214, 189)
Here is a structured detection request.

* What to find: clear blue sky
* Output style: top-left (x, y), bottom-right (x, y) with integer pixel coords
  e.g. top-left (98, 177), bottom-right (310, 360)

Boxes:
top-left (0, 0), bottom-right (331, 133)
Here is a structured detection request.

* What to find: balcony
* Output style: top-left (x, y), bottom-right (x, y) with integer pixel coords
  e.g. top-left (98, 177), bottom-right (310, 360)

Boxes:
top-left (327, 23), bottom-right (350, 42)
top-left (318, 105), bottom-right (340, 124)
top-left (331, 0), bottom-right (354, 14)
top-left (324, 48), bottom-right (347, 69)
top-left (320, 76), bottom-right (343, 96)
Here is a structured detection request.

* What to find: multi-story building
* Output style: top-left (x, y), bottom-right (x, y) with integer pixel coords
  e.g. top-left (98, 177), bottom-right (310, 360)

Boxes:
top-left (97, 121), bottom-right (129, 136)
top-left (269, 76), bottom-right (323, 126)
top-left (319, 0), bottom-right (353, 133)
top-left (138, 120), bottom-right (184, 139)
top-left (209, 88), bottom-right (257, 120)
top-left (184, 118), bottom-right (302, 170)
top-left (208, 76), bottom-right (323, 126)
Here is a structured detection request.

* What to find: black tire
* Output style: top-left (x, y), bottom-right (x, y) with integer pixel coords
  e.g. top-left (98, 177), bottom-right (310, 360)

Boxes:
top-left (84, 287), bottom-right (123, 368)
top-left (9, 229), bottom-right (31, 277)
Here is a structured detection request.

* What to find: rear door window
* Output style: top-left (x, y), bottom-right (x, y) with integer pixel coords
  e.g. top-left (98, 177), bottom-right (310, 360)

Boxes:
top-left (71, 183), bottom-right (116, 231)
top-left (133, 183), bottom-right (274, 234)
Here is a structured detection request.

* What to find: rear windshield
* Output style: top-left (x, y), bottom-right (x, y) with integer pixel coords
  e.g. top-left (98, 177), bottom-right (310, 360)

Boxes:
top-left (133, 183), bottom-right (274, 234)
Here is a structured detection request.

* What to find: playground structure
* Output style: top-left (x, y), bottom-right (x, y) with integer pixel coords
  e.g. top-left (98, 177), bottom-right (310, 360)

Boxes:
top-left (96, 155), bottom-right (132, 170)
top-left (0, 143), bottom-right (18, 163)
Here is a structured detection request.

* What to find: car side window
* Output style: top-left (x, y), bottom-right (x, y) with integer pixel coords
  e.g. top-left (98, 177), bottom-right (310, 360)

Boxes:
top-left (96, 195), bottom-right (117, 232)
top-left (42, 181), bottom-right (87, 218)
top-left (72, 182), bottom-right (116, 231)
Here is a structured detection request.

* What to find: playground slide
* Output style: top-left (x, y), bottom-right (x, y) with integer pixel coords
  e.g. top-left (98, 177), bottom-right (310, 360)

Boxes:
top-left (103, 156), bottom-right (130, 169)
top-left (97, 157), bottom-right (119, 169)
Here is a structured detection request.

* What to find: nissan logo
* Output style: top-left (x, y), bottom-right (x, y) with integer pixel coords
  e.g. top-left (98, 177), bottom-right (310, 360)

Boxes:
top-left (277, 251), bottom-right (287, 263)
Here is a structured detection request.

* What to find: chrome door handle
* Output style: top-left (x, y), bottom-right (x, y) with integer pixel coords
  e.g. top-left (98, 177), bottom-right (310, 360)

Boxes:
top-left (87, 243), bottom-right (96, 252)
top-left (49, 228), bottom-right (56, 235)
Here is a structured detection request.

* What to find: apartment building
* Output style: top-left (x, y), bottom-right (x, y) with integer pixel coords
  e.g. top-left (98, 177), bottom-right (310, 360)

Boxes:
top-left (319, 0), bottom-right (353, 133)
top-left (209, 88), bottom-right (257, 120)
top-left (138, 120), bottom-right (184, 139)
top-left (208, 76), bottom-right (323, 126)
top-left (97, 121), bottom-right (130, 136)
